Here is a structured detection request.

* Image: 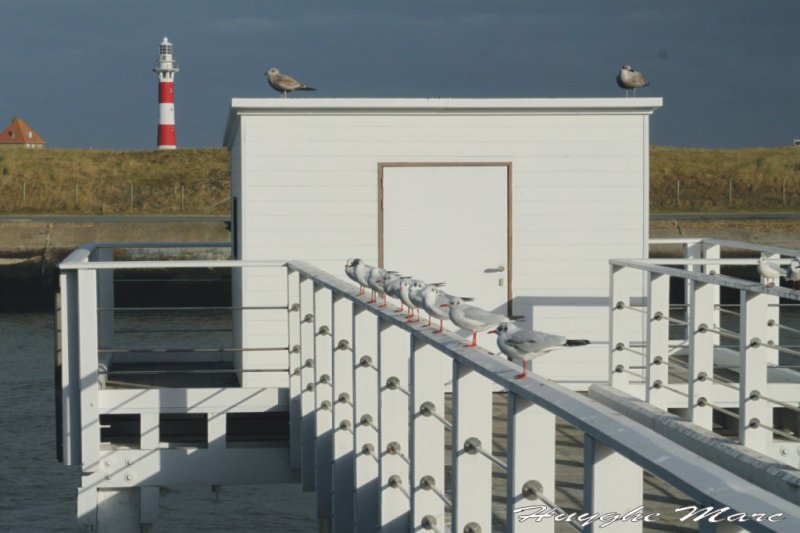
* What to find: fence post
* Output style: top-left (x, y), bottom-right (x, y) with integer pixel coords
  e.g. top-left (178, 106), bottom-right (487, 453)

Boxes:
top-left (299, 275), bottom-right (316, 491)
top-left (313, 284), bottom-right (334, 529)
top-left (353, 308), bottom-right (379, 533)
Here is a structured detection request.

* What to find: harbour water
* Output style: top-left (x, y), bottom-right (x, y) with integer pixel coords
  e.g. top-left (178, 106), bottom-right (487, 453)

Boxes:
top-left (0, 311), bottom-right (316, 532)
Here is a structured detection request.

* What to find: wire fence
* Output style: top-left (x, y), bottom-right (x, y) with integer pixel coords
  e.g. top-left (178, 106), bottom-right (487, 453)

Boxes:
top-left (653, 176), bottom-right (800, 210)
top-left (0, 180), bottom-right (230, 214)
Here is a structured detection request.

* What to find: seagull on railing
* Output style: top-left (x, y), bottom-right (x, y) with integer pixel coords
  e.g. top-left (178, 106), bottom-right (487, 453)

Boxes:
top-left (616, 64), bottom-right (649, 97)
top-left (379, 271), bottom-right (402, 308)
top-left (266, 68), bottom-right (316, 98)
top-left (345, 258), bottom-right (371, 297)
top-left (788, 258), bottom-right (800, 290)
top-left (757, 255), bottom-right (785, 287)
top-left (421, 283), bottom-right (450, 333)
top-left (408, 279), bottom-right (429, 323)
top-left (442, 296), bottom-right (508, 348)
top-left (489, 322), bottom-right (590, 379)
top-left (397, 278), bottom-right (417, 320)
top-left (366, 266), bottom-right (387, 304)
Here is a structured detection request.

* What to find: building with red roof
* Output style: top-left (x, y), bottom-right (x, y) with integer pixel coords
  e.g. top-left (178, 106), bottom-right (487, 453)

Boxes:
top-left (0, 117), bottom-right (45, 148)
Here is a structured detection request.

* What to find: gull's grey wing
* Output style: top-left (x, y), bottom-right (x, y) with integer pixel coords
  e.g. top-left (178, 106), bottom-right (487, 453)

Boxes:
top-left (462, 306), bottom-right (507, 325)
top-left (506, 330), bottom-right (566, 352)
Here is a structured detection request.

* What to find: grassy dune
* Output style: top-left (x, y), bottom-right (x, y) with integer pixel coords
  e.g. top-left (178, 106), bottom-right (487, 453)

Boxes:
top-left (0, 148), bottom-right (229, 214)
top-left (651, 146), bottom-right (800, 212)
top-left (1, 146), bottom-right (799, 214)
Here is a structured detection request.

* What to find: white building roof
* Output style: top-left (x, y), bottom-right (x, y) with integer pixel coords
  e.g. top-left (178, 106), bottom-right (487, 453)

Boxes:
top-left (223, 97), bottom-right (663, 147)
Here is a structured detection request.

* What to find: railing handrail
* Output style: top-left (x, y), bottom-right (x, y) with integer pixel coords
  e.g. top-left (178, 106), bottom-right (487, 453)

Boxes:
top-left (651, 236), bottom-right (800, 258)
top-left (611, 258), bottom-right (800, 302)
top-left (287, 260), bottom-right (800, 524)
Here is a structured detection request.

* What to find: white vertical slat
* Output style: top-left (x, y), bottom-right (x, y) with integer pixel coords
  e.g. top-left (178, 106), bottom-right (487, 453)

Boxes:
top-left (645, 273), bottom-right (670, 410)
top-left (313, 284), bottom-right (334, 527)
top-left (452, 360), bottom-right (492, 533)
top-left (739, 290), bottom-right (772, 453)
top-left (140, 413), bottom-right (159, 450)
top-left (763, 253), bottom-right (781, 365)
top-left (353, 308), bottom-right (379, 533)
top-left (287, 268), bottom-right (302, 469)
top-left (59, 269), bottom-right (81, 466)
top-left (610, 265), bottom-right (637, 393)
top-left (701, 242), bottom-right (721, 350)
top-left (378, 320), bottom-right (411, 532)
top-left (410, 337), bottom-right (445, 530)
top-left (507, 393), bottom-right (555, 533)
top-left (331, 295), bottom-right (355, 532)
top-left (584, 435), bottom-right (643, 533)
top-left (689, 280), bottom-right (715, 429)
top-left (299, 275), bottom-right (316, 491)
top-left (78, 268), bottom-right (100, 469)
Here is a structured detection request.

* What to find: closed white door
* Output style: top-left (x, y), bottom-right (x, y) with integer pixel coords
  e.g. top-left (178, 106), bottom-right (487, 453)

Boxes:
top-left (381, 164), bottom-right (510, 347)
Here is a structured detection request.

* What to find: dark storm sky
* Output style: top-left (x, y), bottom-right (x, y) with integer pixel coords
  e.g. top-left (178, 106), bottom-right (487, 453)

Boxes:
top-left (1, 1), bottom-right (797, 149)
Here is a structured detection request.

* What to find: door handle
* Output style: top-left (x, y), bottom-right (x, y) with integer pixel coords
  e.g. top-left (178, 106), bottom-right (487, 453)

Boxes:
top-left (484, 266), bottom-right (506, 273)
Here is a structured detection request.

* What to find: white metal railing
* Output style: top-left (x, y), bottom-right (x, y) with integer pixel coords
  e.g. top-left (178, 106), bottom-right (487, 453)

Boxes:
top-left (56, 242), bottom-right (800, 531)
top-left (612, 237), bottom-right (800, 466)
top-left (287, 260), bottom-right (800, 532)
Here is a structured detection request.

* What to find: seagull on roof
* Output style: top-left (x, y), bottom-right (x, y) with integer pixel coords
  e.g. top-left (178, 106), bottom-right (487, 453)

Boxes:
top-left (489, 322), bottom-right (590, 379)
top-left (616, 64), bottom-right (649, 97)
top-left (266, 68), bottom-right (316, 98)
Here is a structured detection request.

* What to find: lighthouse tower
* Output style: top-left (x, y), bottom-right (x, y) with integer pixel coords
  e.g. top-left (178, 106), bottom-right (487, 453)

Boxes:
top-left (153, 37), bottom-right (179, 150)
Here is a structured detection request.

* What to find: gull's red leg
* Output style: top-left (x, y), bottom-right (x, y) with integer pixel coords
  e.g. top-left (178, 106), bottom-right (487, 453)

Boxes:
top-left (466, 331), bottom-right (477, 348)
top-left (434, 319), bottom-right (443, 334)
top-left (514, 360), bottom-right (527, 379)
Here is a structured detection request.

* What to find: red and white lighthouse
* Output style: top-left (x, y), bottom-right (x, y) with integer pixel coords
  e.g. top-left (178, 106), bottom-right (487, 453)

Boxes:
top-left (153, 37), bottom-right (179, 150)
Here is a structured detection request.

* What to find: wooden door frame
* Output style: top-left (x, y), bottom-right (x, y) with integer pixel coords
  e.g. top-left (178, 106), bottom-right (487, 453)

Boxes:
top-left (378, 162), bottom-right (513, 315)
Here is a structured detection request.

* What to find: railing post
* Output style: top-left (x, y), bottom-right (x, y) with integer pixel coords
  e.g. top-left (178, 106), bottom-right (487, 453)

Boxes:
top-left (313, 284), bottom-right (334, 529)
top-left (353, 308), bottom-right (379, 533)
top-left (410, 337), bottom-right (445, 530)
top-left (763, 253), bottom-right (780, 365)
top-left (58, 268), bottom-right (81, 466)
top-left (507, 393), bottom-right (555, 533)
top-left (739, 290), bottom-right (772, 453)
top-left (299, 275), bottom-right (316, 491)
top-left (689, 280), bottom-right (715, 429)
top-left (331, 295), bottom-right (355, 532)
top-left (646, 272), bottom-right (670, 409)
top-left (701, 241), bottom-right (721, 349)
top-left (610, 265), bottom-right (638, 393)
top-left (378, 319), bottom-right (411, 532)
top-left (287, 268), bottom-right (301, 469)
top-left (584, 435), bottom-right (643, 533)
top-left (452, 360), bottom-right (492, 533)
top-left (77, 268), bottom-right (100, 470)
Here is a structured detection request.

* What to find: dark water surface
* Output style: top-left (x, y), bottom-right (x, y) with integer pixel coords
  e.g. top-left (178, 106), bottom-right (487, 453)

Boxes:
top-left (0, 312), bottom-right (315, 532)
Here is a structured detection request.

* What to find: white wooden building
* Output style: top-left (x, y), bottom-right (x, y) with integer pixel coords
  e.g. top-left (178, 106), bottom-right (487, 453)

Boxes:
top-left (223, 98), bottom-right (662, 389)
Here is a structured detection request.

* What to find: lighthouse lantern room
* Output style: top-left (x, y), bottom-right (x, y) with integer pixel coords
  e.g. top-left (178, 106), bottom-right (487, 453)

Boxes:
top-left (153, 37), bottom-right (178, 150)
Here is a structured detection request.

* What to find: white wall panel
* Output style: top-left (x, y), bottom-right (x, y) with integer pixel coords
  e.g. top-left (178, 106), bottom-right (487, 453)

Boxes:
top-left (228, 99), bottom-right (658, 387)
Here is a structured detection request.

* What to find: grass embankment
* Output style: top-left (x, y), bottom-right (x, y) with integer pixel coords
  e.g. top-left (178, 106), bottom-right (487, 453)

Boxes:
top-left (1, 146), bottom-right (799, 214)
top-left (650, 146), bottom-right (800, 212)
top-left (0, 148), bottom-right (229, 214)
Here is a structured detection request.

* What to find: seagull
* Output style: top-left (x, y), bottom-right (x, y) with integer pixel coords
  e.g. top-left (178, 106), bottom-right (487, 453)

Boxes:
top-left (366, 266), bottom-right (387, 304)
top-left (616, 64), bottom-right (649, 97)
top-left (421, 283), bottom-right (450, 333)
top-left (489, 322), bottom-right (590, 379)
top-left (442, 296), bottom-right (508, 348)
top-left (408, 279), bottom-right (430, 323)
top-left (266, 68), bottom-right (316, 98)
top-left (397, 278), bottom-right (417, 320)
top-left (757, 255), bottom-right (785, 288)
top-left (788, 258), bottom-right (800, 290)
top-left (379, 271), bottom-right (402, 308)
top-left (352, 259), bottom-right (372, 297)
